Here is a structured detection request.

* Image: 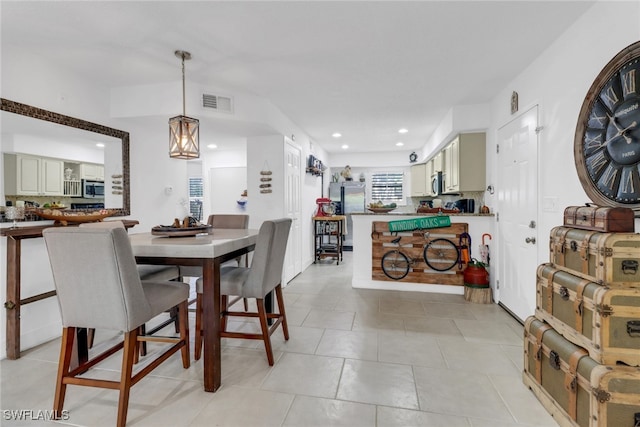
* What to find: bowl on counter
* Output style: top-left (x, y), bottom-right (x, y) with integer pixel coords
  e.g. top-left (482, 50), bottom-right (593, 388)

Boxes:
top-left (32, 209), bottom-right (116, 225)
top-left (367, 207), bottom-right (396, 213)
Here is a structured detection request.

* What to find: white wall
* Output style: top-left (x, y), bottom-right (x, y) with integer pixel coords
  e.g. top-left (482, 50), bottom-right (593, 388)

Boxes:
top-left (486, 1), bottom-right (640, 275)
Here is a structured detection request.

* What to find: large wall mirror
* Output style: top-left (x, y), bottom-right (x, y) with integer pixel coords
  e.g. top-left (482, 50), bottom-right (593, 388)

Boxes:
top-left (1, 98), bottom-right (130, 216)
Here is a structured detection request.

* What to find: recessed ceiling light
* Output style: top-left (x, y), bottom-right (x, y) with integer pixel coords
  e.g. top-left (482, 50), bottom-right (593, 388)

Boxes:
top-left (332, 132), bottom-right (342, 138)
top-left (341, 144), bottom-right (349, 150)
top-left (207, 144), bottom-right (217, 149)
top-left (398, 128), bottom-right (408, 134)
top-left (396, 142), bottom-right (404, 147)
top-left (96, 143), bottom-right (105, 148)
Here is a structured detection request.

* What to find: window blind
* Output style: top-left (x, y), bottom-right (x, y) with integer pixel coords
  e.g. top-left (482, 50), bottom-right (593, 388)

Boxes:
top-left (371, 172), bottom-right (404, 202)
top-left (188, 177), bottom-right (204, 221)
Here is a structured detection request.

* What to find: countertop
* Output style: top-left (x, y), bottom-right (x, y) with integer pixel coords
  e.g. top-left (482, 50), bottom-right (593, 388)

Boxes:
top-left (352, 212), bottom-right (494, 217)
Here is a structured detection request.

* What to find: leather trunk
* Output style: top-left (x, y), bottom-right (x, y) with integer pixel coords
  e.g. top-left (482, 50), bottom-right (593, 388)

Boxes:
top-left (536, 263), bottom-right (640, 366)
top-left (524, 317), bottom-right (640, 427)
top-left (549, 226), bottom-right (640, 287)
top-left (564, 206), bottom-right (635, 233)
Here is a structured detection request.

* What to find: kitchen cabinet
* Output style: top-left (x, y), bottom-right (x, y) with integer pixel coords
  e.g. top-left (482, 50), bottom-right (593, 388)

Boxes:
top-left (442, 132), bottom-right (486, 193)
top-left (443, 138), bottom-right (458, 192)
top-left (3, 154), bottom-right (64, 196)
top-left (427, 159), bottom-right (438, 197)
top-left (432, 151), bottom-right (443, 173)
top-left (80, 163), bottom-right (104, 180)
top-left (410, 163), bottom-right (428, 197)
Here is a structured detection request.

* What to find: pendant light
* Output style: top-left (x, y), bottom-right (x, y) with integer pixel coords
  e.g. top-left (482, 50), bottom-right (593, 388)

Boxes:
top-left (169, 50), bottom-right (200, 159)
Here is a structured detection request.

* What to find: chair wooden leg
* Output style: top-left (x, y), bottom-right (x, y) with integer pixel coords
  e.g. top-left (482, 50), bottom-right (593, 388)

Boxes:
top-left (275, 284), bottom-right (289, 341)
top-left (221, 295), bottom-right (229, 333)
top-left (53, 327), bottom-right (75, 419)
top-left (138, 324), bottom-right (147, 357)
top-left (177, 301), bottom-right (190, 368)
top-left (243, 298), bottom-right (249, 311)
top-left (169, 306), bottom-right (180, 333)
top-left (194, 293), bottom-right (202, 360)
top-left (256, 298), bottom-right (275, 366)
top-left (117, 330), bottom-right (137, 427)
top-left (87, 328), bottom-right (95, 348)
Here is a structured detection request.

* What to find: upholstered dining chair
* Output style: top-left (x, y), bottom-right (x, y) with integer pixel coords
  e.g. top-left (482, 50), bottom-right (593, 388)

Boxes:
top-left (43, 226), bottom-right (190, 427)
top-left (194, 218), bottom-right (292, 364)
top-left (179, 214), bottom-right (250, 278)
top-left (79, 221), bottom-right (182, 348)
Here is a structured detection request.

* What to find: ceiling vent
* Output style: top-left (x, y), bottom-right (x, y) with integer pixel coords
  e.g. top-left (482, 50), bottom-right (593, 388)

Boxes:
top-left (202, 93), bottom-right (233, 113)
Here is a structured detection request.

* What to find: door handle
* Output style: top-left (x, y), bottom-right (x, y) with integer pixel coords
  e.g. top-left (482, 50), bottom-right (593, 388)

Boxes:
top-left (525, 237), bottom-right (536, 244)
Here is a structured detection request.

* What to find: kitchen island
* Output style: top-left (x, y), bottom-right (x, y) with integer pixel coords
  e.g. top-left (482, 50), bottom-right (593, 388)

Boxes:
top-left (351, 212), bottom-right (495, 294)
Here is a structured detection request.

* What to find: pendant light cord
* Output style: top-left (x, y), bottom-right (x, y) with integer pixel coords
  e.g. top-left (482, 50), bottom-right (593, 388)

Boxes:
top-left (181, 54), bottom-right (186, 116)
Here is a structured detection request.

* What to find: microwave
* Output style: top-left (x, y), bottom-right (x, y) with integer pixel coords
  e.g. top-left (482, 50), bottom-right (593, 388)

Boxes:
top-left (82, 179), bottom-right (105, 198)
top-left (431, 171), bottom-right (443, 196)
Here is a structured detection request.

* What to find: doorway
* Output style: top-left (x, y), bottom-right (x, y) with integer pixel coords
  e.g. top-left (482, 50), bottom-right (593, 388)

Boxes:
top-left (496, 105), bottom-right (539, 321)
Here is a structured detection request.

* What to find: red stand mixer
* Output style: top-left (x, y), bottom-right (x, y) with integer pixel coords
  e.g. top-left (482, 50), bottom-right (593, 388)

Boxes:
top-left (315, 198), bottom-right (335, 217)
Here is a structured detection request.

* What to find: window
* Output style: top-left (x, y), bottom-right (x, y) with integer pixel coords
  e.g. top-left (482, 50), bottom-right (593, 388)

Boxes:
top-left (188, 177), bottom-right (204, 221)
top-left (371, 172), bottom-right (404, 202)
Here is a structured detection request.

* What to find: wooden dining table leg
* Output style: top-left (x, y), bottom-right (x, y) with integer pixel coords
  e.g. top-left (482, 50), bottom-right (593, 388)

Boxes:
top-left (202, 257), bottom-right (222, 392)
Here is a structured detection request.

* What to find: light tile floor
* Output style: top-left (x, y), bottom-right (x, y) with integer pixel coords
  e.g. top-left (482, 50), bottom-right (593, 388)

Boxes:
top-left (0, 253), bottom-right (559, 426)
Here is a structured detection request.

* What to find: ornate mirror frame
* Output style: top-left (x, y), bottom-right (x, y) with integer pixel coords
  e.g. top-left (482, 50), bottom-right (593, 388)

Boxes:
top-left (1, 98), bottom-right (130, 216)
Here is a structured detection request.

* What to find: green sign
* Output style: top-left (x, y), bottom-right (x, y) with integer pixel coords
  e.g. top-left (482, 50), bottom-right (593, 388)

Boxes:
top-left (388, 216), bottom-right (452, 232)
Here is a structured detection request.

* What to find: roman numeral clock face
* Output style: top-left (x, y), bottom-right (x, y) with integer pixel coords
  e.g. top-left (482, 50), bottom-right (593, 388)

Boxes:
top-left (575, 41), bottom-right (640, 209)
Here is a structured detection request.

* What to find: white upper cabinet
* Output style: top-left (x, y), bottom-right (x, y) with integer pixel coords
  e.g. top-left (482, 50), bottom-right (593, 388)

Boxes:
top-left (410, 163), bottom-right (428, 197)
top-left (442, 132), bottom-right (486, 193)
top-left (4, 154), bottom-right (64, 196)
top-left (80, 163), bottom-right (104, 180)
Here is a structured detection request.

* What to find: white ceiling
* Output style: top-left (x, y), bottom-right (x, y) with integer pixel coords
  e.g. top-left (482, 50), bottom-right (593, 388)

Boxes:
top-left (1, 1), bottom-right (595, 154)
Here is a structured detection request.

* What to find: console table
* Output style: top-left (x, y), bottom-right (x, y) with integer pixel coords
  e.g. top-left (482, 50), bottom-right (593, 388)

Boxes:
top-left (1, 220), bottom-right (139, 359)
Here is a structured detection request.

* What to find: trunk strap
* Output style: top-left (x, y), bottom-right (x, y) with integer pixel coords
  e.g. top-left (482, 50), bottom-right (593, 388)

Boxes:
top-left (573, 279), bottom-right (590, 334)
top-left (545, 267), bottom-right (558, 315)
top-left (534, 323), bottom-right (553, 384)
top-left (555, 228), bottom-right (571, 266)
top-left (565, 348), bottom-right (588, 421)
top-left (580, 232), bottom-right (597, 275)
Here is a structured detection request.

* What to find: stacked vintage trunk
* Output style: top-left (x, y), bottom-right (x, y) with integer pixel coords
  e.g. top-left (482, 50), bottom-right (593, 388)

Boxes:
top-left (523, 205), bottom-right (640, 427)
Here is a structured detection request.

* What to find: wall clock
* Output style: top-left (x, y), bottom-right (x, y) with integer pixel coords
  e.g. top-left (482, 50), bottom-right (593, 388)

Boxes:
top-left (409, 152), bottom-right (417, 163)
top-left (575, 41), bottom-right (640, 209)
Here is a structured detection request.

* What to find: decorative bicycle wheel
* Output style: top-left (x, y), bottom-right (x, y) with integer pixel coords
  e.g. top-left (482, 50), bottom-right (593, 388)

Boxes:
top-left (423, 238), bottom-right (459, 271)
top-left (381, 250), bottom-right (410, 280)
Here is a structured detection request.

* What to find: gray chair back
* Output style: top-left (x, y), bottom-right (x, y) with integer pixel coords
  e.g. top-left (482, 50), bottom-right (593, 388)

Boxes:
top-left (43, 227), bottom-right (151, 332)
top-left (244, 218), bottom-right (292, 298)
top-left (78, 220), bottom-right (125, 229)
top-left (208, 214), bottom-right (249, 229)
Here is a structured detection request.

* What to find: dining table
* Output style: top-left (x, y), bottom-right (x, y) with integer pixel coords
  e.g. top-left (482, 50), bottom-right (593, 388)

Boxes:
top-left (129, 227), bottom-right (258, 392)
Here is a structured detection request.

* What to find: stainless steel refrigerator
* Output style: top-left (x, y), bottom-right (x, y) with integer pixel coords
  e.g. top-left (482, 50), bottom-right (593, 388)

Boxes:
top-left (329, 181), bottom-right (366, 250)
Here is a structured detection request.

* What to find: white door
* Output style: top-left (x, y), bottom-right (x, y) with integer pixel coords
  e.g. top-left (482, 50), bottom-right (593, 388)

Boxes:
top-left (497, 105), bottom-right (539, 321)
top-left (284, 141), bottom-right (302, 284)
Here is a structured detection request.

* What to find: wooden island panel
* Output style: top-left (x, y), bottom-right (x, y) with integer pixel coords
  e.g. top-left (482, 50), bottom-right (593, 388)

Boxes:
top-left (371, 221), bottom-right (468, 285)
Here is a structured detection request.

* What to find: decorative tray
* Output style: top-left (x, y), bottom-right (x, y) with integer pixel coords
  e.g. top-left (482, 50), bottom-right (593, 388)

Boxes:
top-left (33, 209), bottom-right (116, 226)
top-left (151, 224), bottom-right (212, 237)
top-left (367, 208), bottom-right (396, 213)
